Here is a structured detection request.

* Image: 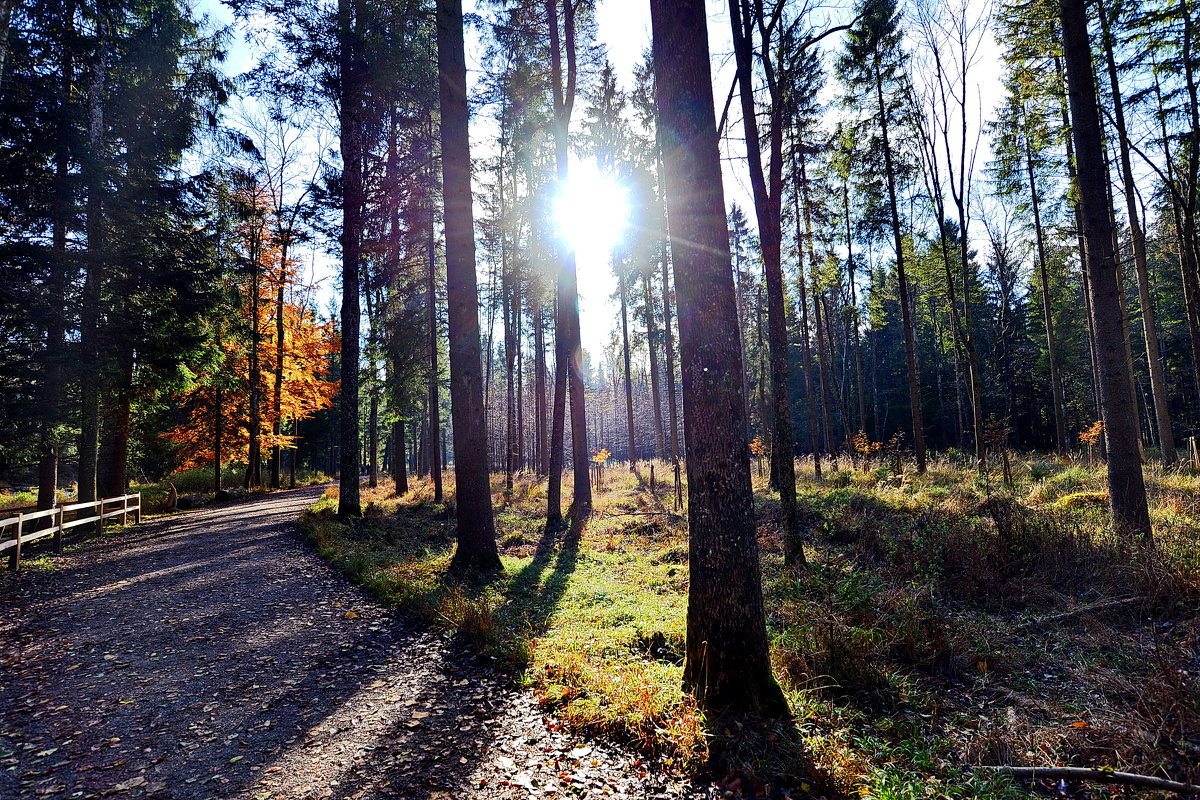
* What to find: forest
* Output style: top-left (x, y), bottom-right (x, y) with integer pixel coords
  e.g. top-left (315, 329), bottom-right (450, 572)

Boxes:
top-left (2, 0), bottom-right (1200, 795)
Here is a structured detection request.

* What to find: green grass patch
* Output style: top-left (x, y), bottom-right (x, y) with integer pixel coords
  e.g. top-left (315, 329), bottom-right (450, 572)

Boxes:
top-left (301, 456), bottom-right (1200, 795)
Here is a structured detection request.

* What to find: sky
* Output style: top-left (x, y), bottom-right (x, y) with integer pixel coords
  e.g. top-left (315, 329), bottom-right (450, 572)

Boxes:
top-left (194, 0), bottom-right (1008, 363)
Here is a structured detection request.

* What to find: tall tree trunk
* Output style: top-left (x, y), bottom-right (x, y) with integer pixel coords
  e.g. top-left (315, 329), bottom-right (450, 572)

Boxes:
top-left (0, 0), bottom-right (13, 81)
top-left (393, 419), bottom-right (408, 494)
top-left (270, 252), bottom-right (286, 489)
top-left (99, 351), bottom-right (133, 498)
top-left (1152, 68), bottom-right (1200, 407)
top-left (1058, 0), bottom-right (1152, 539)
top-left (214, 386), bottom-right (223, 492)
top-left (289, 417), bottom-right (298, 489)
top-left (1098, 2), bottom-right (1176, 463)
top-left (427, 199), bottom-right (443, 503)
top-left (337, 0), bottom-right (363, 516)
top-left (876, 70), bottom-right (926, 472)
top-left (368, 381), bottom-right (378, 488)
top-left (537, 307), bottom-right (549, 474)
top-left (727, 0), bottom-right (803, 564)
top-left (1056, 55), bottom-right (1105, 429)
top-left (843, 178), bottom-right (867, 436)
top-left (38, 23), bottom-right (73, 511)
top-left (643, 271), bottom-right (667, 460)
top-left (535, 305), bottom-right (548, 475)
top-left (651, 0), bottom-right (789, 720)
top-left (803, 155), bottom-right (836, 461)
top-left (245, 223), bottom-right (263, 490)
top-left (1023, 108), bottom-right (1068, 456)
top-left (661, 238), bottom-right (683, 506)
top-left (794, 145), bottom-right (823, 478)
top-left (516, 293), bottom-right (525, 472)
top-left (620, 272), bottom-right (636, 468)
top-left (79, 28), bottom-right (106, 504)
top-left (658, 164), bottom-right (683, 508)
top-left (545, 0), bottom-right (590, 518)
top-left (437, 0), bottom-right (501, 571)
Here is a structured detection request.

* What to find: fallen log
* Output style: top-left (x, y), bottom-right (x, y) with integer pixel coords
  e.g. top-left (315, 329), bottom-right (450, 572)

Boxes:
top-left (981, 765), bottom-right (1200, 795)
top-left (1014, 596), bottom-right (1139, 630)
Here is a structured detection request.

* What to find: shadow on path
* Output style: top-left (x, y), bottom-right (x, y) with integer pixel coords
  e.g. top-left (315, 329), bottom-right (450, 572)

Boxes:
top-left (0, 485), bottom-right (710, 800)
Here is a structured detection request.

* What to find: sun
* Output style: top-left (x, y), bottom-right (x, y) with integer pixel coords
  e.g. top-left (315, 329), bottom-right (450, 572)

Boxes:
top-left (553, 157), bottom-right (631, 257)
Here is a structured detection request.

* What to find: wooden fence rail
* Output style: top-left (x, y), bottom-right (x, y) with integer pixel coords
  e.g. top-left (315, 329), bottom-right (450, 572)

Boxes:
top-left (1, 493), bottom-right (141, 570)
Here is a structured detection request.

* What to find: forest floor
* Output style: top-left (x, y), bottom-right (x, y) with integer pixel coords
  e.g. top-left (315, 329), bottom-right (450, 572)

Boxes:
top-left (299, 457), bottom-right (1200, 799)
top-left (0, 485), bottom-right (720, 800)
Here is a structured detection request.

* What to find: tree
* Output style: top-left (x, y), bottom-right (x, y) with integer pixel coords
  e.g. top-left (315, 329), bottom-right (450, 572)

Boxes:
top-left (337, 0), bottom-right (364, 516)
top-left (650, 0), bottom-right (789, 720)
top-left (724, 0), bottom-right (820, 565)
top-left (437, 0), bottom-right (502, 572)
top-left (1058, 0), bottom-right (1151, 538)
top-left (839, 0), bottom-right (928, 472)
top-left (544, 0), bottom-right (593, 525)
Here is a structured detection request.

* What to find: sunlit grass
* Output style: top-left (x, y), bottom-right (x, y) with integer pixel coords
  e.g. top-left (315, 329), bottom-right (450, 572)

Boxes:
top-left (301, 453), bottom-right (1200, 794)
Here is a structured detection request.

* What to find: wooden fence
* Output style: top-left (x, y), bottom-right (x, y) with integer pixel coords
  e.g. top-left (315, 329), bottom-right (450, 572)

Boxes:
top-left (1, 493), bottom-right (141, 570)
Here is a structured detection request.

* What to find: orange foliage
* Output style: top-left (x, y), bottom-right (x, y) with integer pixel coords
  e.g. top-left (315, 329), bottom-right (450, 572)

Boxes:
top-left (1079, 420), bottom-right (1104, 446)
top-left (164, 192), bottom-right (338, 471)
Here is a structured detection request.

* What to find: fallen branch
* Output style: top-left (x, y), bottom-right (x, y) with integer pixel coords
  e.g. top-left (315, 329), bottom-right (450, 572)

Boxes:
top-left (980, 765), bottom-right (1200, 795)
top-left (593, 510), bottom-right (680, 519)
top-left (1015, 596), bottom-right (1139, 630)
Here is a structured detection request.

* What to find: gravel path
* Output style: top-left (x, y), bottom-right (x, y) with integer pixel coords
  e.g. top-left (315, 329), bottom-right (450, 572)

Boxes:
top-left (0, 487), bottom-right (716, 800)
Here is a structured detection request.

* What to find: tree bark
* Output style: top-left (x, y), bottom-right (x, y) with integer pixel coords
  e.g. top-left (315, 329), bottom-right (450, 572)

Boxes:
top-left (1098, 1), bottom-right (1176, 463)
top-left (79, 27), bottom-right (106, 504)
top-left (38, 20), bottom-right (73, 511)
top-left (727, 0), bottom-right (803, 564)
top-left (651, 0), bottom-right (790, 721)
top-left (793, 147), bottom-right (822, 479)
top-left (1023, 106), bottom-right (1068, 456)
top-left (620, 273), bottom-right (636, 468)
top-left (657, 160), bottom-right (683, 509)
top-left (876, 69), bottom-right (926, 472)
top-left (643, 271), bottom-right (667, 460)
top-left (544, 0), bottom-right (591, 518)
top-left (214, 386), bottom-right (223, 492)
top-left (337, 0), bottom-right (363, 516)
top-left (535, 305), bottom-right (549, 475)
top-left (427, 195), bottom-right (443, 503)
top-left (437, 0), bottom-right (501, 571)
top-left (270, 252), bottom-right (286, 489)
top-left (1058, 0), bottom-right (1152, 539)
top-left (843, 176), bottom-right (867, 436)
top-left (393, 419), bottom-right (408, 494)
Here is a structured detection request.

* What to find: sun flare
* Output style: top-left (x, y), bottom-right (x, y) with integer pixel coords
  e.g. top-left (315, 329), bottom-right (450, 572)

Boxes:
top-left (553, 158), bottom-right (631, 257)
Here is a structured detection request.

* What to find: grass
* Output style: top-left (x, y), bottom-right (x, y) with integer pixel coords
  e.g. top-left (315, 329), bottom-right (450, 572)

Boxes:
top-left (299, 455), bottom-right (1200, 798)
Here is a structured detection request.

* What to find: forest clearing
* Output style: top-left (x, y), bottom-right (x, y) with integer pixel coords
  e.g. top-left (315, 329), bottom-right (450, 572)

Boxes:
top-left (5, 0), bottom-right (1200, 792)
top-left (297, 459), bottom-right (1200, 797)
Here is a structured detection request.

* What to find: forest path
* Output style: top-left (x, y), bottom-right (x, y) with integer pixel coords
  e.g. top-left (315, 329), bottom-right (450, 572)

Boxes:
top-left (0, 486), bottom-right (707, 800)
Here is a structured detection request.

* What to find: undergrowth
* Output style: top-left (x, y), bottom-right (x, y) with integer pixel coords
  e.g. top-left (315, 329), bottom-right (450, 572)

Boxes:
top-left (299, 455), bottom-right (1200, 798)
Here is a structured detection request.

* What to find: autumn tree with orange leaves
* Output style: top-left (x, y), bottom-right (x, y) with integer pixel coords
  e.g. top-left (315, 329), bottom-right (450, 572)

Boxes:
top-left (164, 188), bottom-right (338, 490)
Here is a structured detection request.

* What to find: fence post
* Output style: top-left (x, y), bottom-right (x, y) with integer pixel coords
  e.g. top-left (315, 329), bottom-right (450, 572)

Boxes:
top-left (8, 513), bottom-right (23, 570)
top-left (135, 493), bottom-right (142, 524)
top-left (95, 499), bottom-right (103, 534)
top-left (121, 495), bottom-right (128, 526)
top-left (53, 506), bottom-right (63, 554)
